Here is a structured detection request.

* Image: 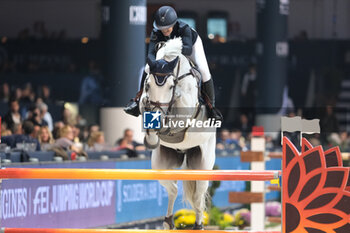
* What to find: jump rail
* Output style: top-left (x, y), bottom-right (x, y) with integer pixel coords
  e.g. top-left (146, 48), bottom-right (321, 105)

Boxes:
top-left (1, 137), bottom-right (349, 233)
top-left (0, 168), bottom-right (280, 181)
top-left (0, 229), bottom-right (281, 233)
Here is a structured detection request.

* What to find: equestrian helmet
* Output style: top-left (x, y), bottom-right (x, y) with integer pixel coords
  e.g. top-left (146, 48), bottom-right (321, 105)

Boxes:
top-left (153, 6), bottom-right (177, 30)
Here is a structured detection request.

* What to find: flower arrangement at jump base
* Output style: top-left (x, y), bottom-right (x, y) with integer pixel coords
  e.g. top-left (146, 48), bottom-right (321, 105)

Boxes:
top-left (173, 208), bottom-right (251, 230)
top-left (174, 209), bottom-right (209, 229)
top-left (208, 207), bottom-right (237, 229)
top-left (233, 208), bottom-right (250, 229)
top-left (265, 201), bottom-right (281, 217)
top-left (173, 202), bottom-right (281, 230)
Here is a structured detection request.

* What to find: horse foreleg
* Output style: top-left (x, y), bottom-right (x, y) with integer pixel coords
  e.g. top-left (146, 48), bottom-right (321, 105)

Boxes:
top-left (185, 147), bottom-right (208, 229)
top-left (192, 180), bottom-right (209, 229)
top-left (185, 135), bottom-right (216, 229)
top-left (159, 180), bottom-right (178, 229)
top-left (152, 145), bottom-right (184, 230)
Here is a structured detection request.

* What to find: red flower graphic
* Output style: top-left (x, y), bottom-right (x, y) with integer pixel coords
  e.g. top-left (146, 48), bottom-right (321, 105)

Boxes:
top-left (283, 137), bottom-right (350, 233)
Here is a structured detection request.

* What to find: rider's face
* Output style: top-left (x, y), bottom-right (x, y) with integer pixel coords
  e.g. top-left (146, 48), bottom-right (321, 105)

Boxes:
top-left (161, 26), bottom-right (173, 37)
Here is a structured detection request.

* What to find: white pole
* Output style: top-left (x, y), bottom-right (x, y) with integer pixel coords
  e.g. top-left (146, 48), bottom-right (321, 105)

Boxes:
top-left (250, 136), bottom-right (266, 231)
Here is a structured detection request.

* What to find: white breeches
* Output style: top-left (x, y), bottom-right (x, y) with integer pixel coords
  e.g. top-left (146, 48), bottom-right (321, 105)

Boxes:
top-left (188, 36), bottom-right (212, 82)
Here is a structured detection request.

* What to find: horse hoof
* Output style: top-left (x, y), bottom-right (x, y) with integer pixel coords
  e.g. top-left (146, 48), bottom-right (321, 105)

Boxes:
top-left (192, 222), bottom-right (204, 230)
top-left (163, 222), bottom-right (173, 230)
top-left (163, 215), bottom-right (174, 229)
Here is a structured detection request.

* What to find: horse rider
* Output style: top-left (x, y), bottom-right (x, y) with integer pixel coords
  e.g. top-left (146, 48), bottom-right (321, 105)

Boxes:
top-left (124, 6), bottom-right (222, 122)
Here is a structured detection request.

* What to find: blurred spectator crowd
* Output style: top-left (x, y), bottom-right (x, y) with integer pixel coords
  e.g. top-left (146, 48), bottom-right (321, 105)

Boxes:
top-left (0, 82), bottom-right (145, 161)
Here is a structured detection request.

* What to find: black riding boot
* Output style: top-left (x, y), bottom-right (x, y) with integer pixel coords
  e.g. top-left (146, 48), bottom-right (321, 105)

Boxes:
top-left (124, 71), bottom-right (147, 117)
top-left (202, 79), bottom-right (223, 122)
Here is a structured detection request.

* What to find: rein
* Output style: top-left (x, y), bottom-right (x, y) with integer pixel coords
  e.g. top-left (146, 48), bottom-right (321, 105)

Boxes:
top-left (147, 60), bottom-right (193, 114)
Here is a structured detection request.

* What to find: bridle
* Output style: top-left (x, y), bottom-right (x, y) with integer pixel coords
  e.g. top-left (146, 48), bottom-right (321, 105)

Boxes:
top-left (144, 59), bottom-right (194, 116)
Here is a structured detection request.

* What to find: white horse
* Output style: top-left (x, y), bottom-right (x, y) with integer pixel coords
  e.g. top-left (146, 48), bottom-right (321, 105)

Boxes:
top-left (139, 38), bottom-right (216, 229)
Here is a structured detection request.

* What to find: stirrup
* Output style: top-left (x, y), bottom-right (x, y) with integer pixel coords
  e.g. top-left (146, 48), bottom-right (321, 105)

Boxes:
top-left (124, 99), bottom-right (140, 117)
top-left (211, 107), bottom-right (223, 122)
top-left (205, 104), bottom-right (223, 123)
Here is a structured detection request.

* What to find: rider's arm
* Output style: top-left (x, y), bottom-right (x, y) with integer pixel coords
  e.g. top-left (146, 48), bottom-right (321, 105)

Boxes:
top-left (147, 31), bottom-right (157, 61)
top-left (181, 26), bottom-right (193, 56)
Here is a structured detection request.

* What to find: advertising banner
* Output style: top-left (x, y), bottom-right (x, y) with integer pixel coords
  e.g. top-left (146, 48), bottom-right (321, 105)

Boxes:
top-left (0, 155), bottom-right (282, 227)
top-left (1, 179), bottom-right (115, 228)
top-left (0, 161), bottom-right (116, 228)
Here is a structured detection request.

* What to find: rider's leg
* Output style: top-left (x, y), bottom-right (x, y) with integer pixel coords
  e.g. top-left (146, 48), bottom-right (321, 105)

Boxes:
top-left (189, 36), bottom-right (223, 121)
top-left (124, 68), bottom-right (147, 117)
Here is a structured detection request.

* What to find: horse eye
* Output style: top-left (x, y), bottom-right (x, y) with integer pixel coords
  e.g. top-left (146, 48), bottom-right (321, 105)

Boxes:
top-left (145, 83), bottom-right (150, 91)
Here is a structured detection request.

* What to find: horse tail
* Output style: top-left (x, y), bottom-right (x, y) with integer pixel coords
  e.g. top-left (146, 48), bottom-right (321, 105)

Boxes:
top-left (181, 155), bottom-right (195, 207)
top-left (182, 179), bottom-right (196, 208)
top-left (183, 180), bottom-right (211, 212)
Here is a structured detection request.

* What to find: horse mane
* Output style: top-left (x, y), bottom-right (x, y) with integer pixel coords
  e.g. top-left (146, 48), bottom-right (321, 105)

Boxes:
top-left (157, 37), bottom-right (183, 60)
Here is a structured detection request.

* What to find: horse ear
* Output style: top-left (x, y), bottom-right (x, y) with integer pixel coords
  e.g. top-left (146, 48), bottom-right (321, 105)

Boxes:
top-left (168, 56), bottom-right (179, 70)
top-left (147, 57), bottom-right (156, 71)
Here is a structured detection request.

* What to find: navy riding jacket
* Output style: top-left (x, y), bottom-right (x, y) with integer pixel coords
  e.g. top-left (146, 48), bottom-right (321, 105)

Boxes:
top-left (148, 20), bottom-right (198, 62)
